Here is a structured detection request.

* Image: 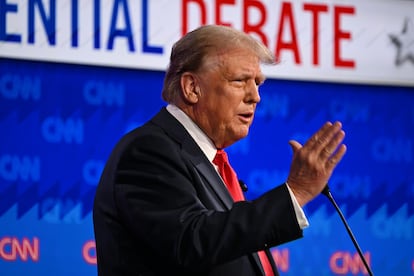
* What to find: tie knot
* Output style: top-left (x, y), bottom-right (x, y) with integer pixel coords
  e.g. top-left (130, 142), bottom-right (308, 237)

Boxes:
top-left (213, 149), bottom-right (228, 166)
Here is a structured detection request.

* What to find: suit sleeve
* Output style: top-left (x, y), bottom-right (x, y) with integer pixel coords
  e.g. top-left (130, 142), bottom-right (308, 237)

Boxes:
top-left (113, 131), bottom-right (303, 270)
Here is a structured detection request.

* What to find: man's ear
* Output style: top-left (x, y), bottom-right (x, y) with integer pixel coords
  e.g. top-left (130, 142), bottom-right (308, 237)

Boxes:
top-left (180, 72), bottom-right (200, 104)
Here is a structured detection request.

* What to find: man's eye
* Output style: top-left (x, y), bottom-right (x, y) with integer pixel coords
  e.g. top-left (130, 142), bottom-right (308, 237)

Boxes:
top-left (256, 79), bottom-right (265, 86)
top-left (231, 80), bottom-right (244, 86)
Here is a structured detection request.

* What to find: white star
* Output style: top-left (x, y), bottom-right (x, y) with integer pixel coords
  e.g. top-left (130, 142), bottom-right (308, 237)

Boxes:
top-left (389, 18), bottom-right (414, 66)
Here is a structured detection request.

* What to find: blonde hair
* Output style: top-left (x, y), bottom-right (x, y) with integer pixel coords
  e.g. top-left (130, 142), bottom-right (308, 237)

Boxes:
top-left (161, 25), bottom-right (274, 103)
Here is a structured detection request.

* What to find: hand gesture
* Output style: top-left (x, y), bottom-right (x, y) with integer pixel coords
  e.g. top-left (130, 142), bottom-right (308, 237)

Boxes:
top-left (287, 121), bottom-right (347, 206)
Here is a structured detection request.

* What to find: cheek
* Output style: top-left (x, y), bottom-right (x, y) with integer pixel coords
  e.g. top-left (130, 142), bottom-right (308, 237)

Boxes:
top-left (221, 104), bottom-right (236, 119)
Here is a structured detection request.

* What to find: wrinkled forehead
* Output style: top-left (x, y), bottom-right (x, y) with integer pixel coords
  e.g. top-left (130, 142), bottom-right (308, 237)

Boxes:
top-left (201, 47), bottom-right (261, 71)
top-left (200, 47), bottom-right (266, 84)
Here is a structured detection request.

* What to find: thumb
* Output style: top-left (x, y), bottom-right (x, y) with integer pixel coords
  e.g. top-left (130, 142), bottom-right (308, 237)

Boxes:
top-left (288, 140), bottom-right (302, 154)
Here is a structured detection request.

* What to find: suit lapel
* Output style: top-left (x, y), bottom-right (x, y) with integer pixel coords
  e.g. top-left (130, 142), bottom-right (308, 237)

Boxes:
top-left (193, 160), bottom-right (233, 210)
top-left (151, 108), bottom-right (233, 210)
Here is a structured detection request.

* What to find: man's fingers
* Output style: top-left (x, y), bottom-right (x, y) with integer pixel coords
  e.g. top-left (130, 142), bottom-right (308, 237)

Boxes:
top-left (320, 129), bottom-right (346, 159)
top-left (288, 140), bottom-right (303, 154)
top-left (309, 121), bottom-right (343, 153)
top-left (305, 121), bottom-right (332, 148)
top-left (327, 144), bottom-right (347, 169)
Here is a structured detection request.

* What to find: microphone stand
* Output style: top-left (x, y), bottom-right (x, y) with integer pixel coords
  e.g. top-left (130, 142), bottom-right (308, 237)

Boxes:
top-left (321, 185), bottom-right (374, 276)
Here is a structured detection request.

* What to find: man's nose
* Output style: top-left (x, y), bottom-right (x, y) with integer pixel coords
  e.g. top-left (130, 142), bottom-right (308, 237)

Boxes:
top-left (245, 80), bottom-right (261, 104)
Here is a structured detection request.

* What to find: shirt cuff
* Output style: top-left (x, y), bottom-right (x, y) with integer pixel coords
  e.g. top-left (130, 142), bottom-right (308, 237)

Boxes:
top-left (286, 183), bottom-right (309, 229)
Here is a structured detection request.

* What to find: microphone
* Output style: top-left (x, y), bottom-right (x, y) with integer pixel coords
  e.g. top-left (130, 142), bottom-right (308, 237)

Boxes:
top-left (321, 185), bottom-right (374, 276)
top-left (238, 179), bottom-right (248, 192)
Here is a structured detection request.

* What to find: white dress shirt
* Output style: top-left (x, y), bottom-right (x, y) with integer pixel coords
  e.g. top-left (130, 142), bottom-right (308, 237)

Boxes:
top-left (166, 104), bottom-right (309, 229)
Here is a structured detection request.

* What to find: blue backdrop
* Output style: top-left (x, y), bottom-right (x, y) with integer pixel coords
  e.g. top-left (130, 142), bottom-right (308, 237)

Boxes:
top-left (0, 58), bottom-right (413, 275)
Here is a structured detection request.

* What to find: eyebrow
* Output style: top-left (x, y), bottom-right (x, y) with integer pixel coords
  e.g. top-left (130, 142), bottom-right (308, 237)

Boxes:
top-left (257, 73), bottom-right (266, 84)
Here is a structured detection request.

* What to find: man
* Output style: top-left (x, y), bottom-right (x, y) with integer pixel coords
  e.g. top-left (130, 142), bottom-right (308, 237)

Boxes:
top-left (93, 25), bottom-right (346, 275)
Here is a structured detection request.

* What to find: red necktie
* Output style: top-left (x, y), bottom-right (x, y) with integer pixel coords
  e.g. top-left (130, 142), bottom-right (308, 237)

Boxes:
top-left (213, 149), bottom-right (274, 276)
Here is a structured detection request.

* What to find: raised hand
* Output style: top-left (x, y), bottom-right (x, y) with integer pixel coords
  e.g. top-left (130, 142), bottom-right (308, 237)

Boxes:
top-left (287, 121), bottom-right (347, 206)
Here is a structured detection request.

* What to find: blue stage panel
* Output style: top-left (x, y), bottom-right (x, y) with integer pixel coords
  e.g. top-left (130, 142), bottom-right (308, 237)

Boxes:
top-left (0, 58), bottom-right (413, 275)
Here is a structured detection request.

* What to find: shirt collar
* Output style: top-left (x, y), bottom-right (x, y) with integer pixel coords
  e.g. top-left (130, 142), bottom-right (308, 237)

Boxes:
top-left (166, 104), bottom-right (217, 163)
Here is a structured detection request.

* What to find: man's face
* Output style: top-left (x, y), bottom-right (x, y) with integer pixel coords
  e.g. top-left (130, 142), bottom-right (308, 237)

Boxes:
top-left (192, 48), bottom-right (265, 148)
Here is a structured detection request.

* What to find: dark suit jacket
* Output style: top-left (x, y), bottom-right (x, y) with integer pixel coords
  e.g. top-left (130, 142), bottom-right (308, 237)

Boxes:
top-left (93, 107), bottom-right (303, 276)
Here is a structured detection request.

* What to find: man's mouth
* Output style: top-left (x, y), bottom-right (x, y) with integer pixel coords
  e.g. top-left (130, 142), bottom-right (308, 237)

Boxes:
top-left (238, 112), bottom-right (254, 122)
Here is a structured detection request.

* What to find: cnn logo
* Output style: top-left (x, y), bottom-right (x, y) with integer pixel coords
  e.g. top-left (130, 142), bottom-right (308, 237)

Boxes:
top-left (330, 251), bottom-right (371, 275)
top-left (0, 237), bottom-right (39, 262)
